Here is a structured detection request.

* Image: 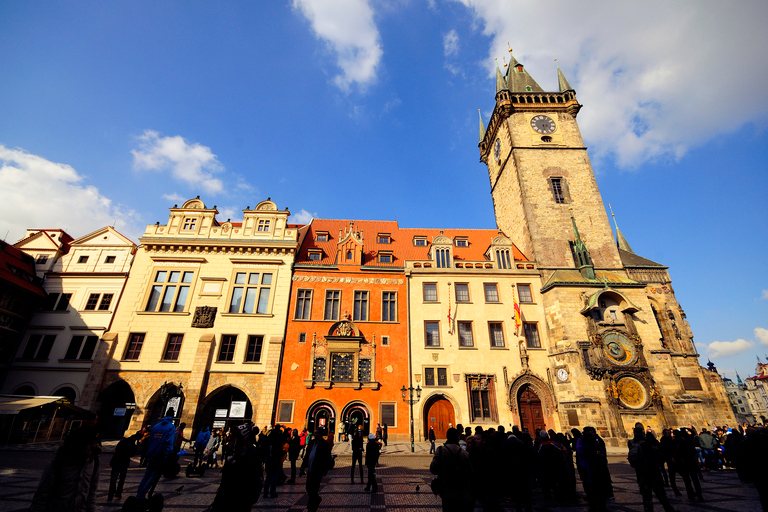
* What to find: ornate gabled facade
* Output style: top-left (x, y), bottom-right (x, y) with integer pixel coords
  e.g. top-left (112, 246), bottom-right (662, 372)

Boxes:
top-left (276, 219), bottom-right (409, 440)
top-left (4, 226), bottom-right (136, 405)
top-left (85, 198), bottom-right (300, 436)
top-left (478, 53), bottom-right (735, 442)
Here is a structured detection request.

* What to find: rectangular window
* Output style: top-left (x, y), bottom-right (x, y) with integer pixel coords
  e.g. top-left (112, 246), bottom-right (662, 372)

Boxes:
top-left (146, 270), bottom-right (194, 312)
top-left (437, 368), bottom-right (448, 387)
top-left (84, 293), bottom-right (100, 310)
top-left (35, 255), bottom-right (48, 264)
top-left (358, 359), bottom-right (372, 382)
top-left (55, 293), bottom-right (72, 311)
top-left (22, 334), bottom-right (56, 360)
top-left (484, 283), bottom-right (499, 303)
top-left (257, 219), bottom-right (270, 232)
top-left (458, 321), bottom-right (474, 347)
top-left (36, 334), bottom-right (56, 360)
top-left (518, 284), bottom-right (533, 303)
top-left (354, 291), bottom-right (369, 321)
top-left (381, 335), bottom-right (390, 346)
top-left (105, 255), bottom-right (116, 264)
top-left (64, 335), bottom-right (98, 360)
top-left (423, 283), bottom-right (437, 302)
top-left (495, 249), bottom-right (512, 269)
top-left (43, 293), bottom-right (59, 310)
top-left (245, 335), bottom-right (264, 362)
top-left (455, 283), bottom-right (469, 302)
top-left (316, 233), bottom-right (329, 242)
top-left (183, 218), bottom-right (197, 230)
top-left (298, 332), bottom-right (307, 343)
top-left (295, 289), bottom-right (312, 319)
top-left (436, 248), bottom-right (450, 268)
top-left (414, 237), bottom-right (427, 246)
top-left (424, 367), bottom-right (435, 386)
top-left (377, 234), bottom-right (391, 244)
top-left (218, 335), bottom-right (237, 362)
top-left (228, 271), bottom-right (272, 314)
top-left (98, 294), bottom-right (113, 311)
top-left (382, 291), bottom-right (396, 322)
top-left (78, 255), bottom-right (89, 264)
top-left (124, 333), bottom-right (145, 360)
top-left (524, 323), bottom-right (541, 348)
top-left (489, 322), bottom-right (505, 348)
top-left (324, 290), bottom-right (340, 320)
top-left (468, 376), bottom-right (495, 422)
top-left (277, 401), bottom-right (294, 423)
top-left (425, 321), bottom-right (440, 347)
top-left (163, 334), bottom-right (184, 361)
top-left (308, 251), bottom-right (322, 261)
top-left (454, 238), bottom-right (468, 247)
top-left (551, 177), bottom-right (566, 204)
top-left (380, 403), bottom-right (396, 427)
top-left (313, 357), bottom-right (327, 381)
top-left (378, 253), bottom-right (393, 263)
top-left (331, 353), bottom-right (353, 382)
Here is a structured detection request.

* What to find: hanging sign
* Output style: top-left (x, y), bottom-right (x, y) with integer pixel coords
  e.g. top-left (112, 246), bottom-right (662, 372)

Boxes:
top-left (212, 420), bottom-right (226, 428)
top-left (229, 401), bottom-right (247, 418)
top-left (215, 409), bottom-right (228, 418)
top-left (166, 397), bottom-right (181, 416)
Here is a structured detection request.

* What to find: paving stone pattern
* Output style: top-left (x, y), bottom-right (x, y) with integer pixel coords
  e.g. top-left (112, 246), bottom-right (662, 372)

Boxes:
top-left (0, 441), bottom-right (762, 512)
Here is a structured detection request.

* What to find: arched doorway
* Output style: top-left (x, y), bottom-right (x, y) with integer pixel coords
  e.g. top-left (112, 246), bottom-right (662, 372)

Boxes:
top-left (340, 402), bottom-right (370, 439)
top-left (423, 395), bottom-right (455, 440)
top-left (97, 380), bottom-right (136, 438)
top-left (13, 385), bottom-right (36, 396)
top-left (145, 383), bottom-right (184, 426)
top-left (197, 386), bottom-right (253, 431)
top-left (307, 402), bottom-right (336, 435)
top-left (518, 385), bottom-right (544, 434)
top-left (53, 386), bottom-right (77, 403)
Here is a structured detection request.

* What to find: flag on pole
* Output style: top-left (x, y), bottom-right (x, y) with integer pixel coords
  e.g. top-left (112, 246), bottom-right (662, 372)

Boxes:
top-left (512, 286), bottom-right (522, 334)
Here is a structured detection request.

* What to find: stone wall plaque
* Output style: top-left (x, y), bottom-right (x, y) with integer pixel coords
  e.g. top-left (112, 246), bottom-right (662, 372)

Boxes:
top-left (192, 306), bottom-right (217, 328)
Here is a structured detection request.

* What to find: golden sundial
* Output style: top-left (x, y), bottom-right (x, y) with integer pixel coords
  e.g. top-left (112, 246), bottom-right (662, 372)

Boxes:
top-left (617, 376), bottom-right (647, 409)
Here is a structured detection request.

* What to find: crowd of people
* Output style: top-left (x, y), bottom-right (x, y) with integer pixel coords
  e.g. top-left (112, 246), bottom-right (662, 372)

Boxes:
top-left (26, 411), bottom-right (768, 512)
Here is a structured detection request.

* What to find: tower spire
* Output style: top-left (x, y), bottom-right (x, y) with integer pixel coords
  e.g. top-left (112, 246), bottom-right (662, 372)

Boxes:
top-left (556, 60), bottom-right (574, 92)
top-left (495, 64), bottom-right (508, 94)
top-left (609, 204), bottom-right (634, 253)
top-left (736, 371), bottom-right (744, 386)
top-left (570, 211), bottom-right (595, 279)
top-left (478, 109), bottom-right (486, 143)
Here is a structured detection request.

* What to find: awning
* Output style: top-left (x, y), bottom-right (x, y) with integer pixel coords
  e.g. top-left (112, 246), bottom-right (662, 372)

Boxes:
top-left (0, 395), bottom-right (65, 415)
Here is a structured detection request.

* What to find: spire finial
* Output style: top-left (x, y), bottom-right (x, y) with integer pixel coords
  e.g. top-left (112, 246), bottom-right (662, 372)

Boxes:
top-left (609, 203), bottom-right (634, 253)
top-left (478, 109), bottom-right (486, 143)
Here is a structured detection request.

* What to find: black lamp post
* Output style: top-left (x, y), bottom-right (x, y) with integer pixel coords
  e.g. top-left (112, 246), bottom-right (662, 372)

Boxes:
top-left (401, 384), bottom-right (422, 453)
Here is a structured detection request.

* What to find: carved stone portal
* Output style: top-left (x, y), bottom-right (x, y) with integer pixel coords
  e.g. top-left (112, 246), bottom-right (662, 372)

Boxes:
top-left (192, 306), bottom-right (217, 328)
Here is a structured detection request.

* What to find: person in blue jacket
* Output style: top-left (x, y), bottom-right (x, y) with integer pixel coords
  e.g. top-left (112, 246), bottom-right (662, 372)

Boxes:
top-left (135, 409), bottom-right (177, 499)
top-left (193, 427), bottom-right (211, 468)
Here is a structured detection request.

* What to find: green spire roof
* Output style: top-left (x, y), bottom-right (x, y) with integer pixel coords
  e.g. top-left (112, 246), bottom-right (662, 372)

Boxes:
top-left (495, 65), bottom-right (508, 94)
top-left (557, 65), bottom-right (574, 92)
top-left (478, 110), bottom-right (486, 143)
top-left (504, 52), bottom-right (544, 93)
top-left (609, 204), bottom-right (634, 253)
top-left (570, 213), bottom-right (595, 279)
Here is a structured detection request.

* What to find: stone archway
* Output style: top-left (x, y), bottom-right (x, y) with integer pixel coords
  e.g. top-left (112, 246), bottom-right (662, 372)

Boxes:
top-left (508, 373), bottom-right (557, 432)
top-left (307, 401), bottom-right (337, 435)
top-left (422, 393), bottom-right (456, 440)
top-left (196, 385), bottom-right (253, 432)
top-left (96, 380), bottom-right (136, 438)
top-left (340, 401), bottom-right (371, 438)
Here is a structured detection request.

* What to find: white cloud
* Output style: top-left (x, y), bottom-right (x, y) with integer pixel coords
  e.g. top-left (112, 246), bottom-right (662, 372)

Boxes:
top-left (443, 29), bottom-right (459, 56)
top-left (454, 0), bottom-right (768, 168)
top-left (290, 208), bottom-right (316, 225)
top-left (707, 339), bottom-right (754, 358)
top-left (293, 0), bottom-right (383, 91)
top-left (762, 290), bottom-right (768, 300)
top-left (132, 130), bottom-right (224, 194)
top-left (162, 193), bottom-right (185, 203)
top-left (0, 145), bottom-right (141, 242)
top-left (756, 327), bottom-right (768, 346)
top-left (217, 206), bottom-right (243, 224)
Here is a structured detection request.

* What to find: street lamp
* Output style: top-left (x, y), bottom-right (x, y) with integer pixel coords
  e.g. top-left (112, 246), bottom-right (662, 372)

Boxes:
top-left (401, 384), bottom-right (422, 453)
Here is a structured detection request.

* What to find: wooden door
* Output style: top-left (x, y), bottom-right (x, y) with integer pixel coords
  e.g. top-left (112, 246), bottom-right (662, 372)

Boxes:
top-left (518, 387), bottom-right (544, 434)
top-left (425, 398), bottom-right (455, 439)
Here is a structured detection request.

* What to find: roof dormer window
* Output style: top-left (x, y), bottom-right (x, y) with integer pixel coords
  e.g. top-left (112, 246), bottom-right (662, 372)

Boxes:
top-left (316, 232), bottom-right (329, 242)
top-left (378, 252), bottom-right (393, 263)
top-left (377, 233), bottom-right (391, 244)
top-left (257, 219), bottom-right (271, 232)
top-left (413, 237), bottom-right (427, 247)
top-left (183, 218), bottom-right (197, 230)
top-left (454, 238), bottom-right (468, 247)
top-left (308, 250), bottom-right (322, 261)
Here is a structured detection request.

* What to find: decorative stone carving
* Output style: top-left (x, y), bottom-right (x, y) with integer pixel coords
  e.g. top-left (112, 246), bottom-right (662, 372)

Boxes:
top-left (192, 306), bottom-right (217, 328)
top-left (335, 321), bottom-right (354, 337)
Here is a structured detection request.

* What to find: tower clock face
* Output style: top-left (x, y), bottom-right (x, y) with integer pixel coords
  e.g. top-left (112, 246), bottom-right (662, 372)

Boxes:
top-left (494, 138), bottom-right (501, 163)
top-left (531, 115), bottom-right (556, 134)
top-left (602, 331), bottom-right (636, 366)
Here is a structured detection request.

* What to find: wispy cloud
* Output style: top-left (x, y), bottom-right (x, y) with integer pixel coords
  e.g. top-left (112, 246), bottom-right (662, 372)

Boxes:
top-left (292, 0), bottom-right (382, 92)
top-left (0, 145), bottom-right (141, 242)
top-left (290, 208), bottom-right (316, 225)
top-left (454, 0), bottom-right (768, 168)
top-left (443, 29), bottom-right (459, 56)
top-left (762, 289), bottom-right (768, 300)
top-left (217, 206), bottom-right (243, 224)
top-left (132, 130), bottom-right (224, 194)
top-left (707, 327), bottom-right (768, 358)
top-left (162, 193), bottom-right (185, 203)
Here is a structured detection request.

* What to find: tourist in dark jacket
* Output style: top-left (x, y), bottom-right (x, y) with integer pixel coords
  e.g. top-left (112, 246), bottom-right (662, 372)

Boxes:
top-left (735, 426), bottom-right (768, 511)
top-left (364, 434), bottom-right (382, 492)
top-left (502, 431), bottom-right (534, 512)
top-left (107, 433), bottom-right (138, 501)
top-left (31, 425), bottom-right (101, 512)
top-left (306, 429), bottom-right (331, 512)
top-left (430, 427), bottom-right (473, 512)
top-left (135, 411), bottom-right (176, 500)
top-left (287, 429), bottom-right (301, 484)
top-left (428, 426), bottom-right (437, 454)
top-left (673, 428), bottom-right (703, 501)
top-left (210, 423), bottom-right (262, 512)
top-left (628, 426), bottom-right (675, 512)
top-left (351, 430), bottom-right (364, 483)
top-left (193, 426), bottom-right (211, 468)
top-left (576, 426), bottom-right (610, 512)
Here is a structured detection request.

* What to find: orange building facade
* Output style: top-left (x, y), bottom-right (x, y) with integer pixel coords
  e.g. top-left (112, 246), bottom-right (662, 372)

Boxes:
top-left (275, 220), bottom-right (410, 440)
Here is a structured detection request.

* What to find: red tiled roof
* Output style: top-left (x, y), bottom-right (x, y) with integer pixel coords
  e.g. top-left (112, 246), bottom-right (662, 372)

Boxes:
top-left (296, 219), bottom-right (529, 266)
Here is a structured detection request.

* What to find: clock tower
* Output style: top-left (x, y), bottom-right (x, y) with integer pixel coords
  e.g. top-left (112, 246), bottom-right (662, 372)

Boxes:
top-left (479, 53), bottom-right (735, 440)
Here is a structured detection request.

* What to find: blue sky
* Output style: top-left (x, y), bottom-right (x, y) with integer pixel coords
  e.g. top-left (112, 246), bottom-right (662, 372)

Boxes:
top-left (1, 1), bottom-right (766, 380)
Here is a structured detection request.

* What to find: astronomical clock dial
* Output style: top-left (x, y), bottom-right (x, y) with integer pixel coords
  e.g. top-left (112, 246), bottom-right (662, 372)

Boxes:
top-left (556, 367), bottom-right (568, 382)
top-left (494, 138), bottom-right (501, 163)
top-left (616, 376), bottom-right (648, 409)
top-left (530, 115), bottom-right (556, 134)
top-left (601, 331), bottom-right (636, 366)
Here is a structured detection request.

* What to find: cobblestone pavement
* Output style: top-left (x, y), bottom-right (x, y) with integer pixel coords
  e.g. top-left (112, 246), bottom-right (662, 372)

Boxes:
top-left (0, 441), bottom-right (762, 512)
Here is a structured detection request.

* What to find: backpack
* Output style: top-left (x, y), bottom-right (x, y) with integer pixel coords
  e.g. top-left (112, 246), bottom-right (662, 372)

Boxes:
top-left (628, 439), bottom-right (647, 469)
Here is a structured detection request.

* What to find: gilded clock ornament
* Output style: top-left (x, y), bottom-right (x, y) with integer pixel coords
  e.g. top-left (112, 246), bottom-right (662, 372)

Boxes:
top-left (531, 115), bottom-right (556, 134)
top-left (601, 331), bottom-right (636, 366)
top-left (616, 376), bottom-right (648, 409)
